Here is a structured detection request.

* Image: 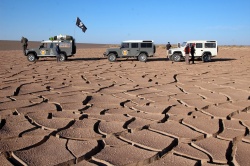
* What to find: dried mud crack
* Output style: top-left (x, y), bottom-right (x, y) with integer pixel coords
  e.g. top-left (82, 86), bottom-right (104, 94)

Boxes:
top-left (0, 46), bottom-right (249, 165)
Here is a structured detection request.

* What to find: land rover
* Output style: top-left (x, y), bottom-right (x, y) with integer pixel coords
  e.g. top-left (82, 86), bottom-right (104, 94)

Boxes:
top-left (24, 35), bottom-right (76, 62)
top-left (103, 40), bottom-right (156, 62)
top-left (168, 40), bottom-right (218, 62)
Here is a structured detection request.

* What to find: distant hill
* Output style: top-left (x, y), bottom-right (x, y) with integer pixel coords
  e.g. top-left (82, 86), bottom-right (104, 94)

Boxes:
top-left (0, 40), bottom-right (109, 51)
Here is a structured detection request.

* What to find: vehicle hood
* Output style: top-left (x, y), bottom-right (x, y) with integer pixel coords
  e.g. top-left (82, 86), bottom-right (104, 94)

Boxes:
top-left (169, 47), bottom-right (184, 51)
top-left (106, 47), bottom-right (120, 52)
top-left (103, 47), bottom-right (120, 56)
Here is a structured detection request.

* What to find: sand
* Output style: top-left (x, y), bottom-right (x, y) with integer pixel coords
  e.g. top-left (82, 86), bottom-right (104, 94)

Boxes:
top-left (0, 41), bottom-right (250, 165)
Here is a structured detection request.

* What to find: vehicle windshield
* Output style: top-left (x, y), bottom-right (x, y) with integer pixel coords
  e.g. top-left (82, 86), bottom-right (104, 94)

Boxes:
top-left (181, 42), bottom-right (187, 47)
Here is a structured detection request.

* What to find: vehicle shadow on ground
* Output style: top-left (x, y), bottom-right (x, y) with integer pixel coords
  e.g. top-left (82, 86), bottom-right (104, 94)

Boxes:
top-left (148, 57), bottom-right (236, 62)
top-left (67, 57), bottom-right (107, 61)
top-left (114, 58), bottom-right (168, 62)
top-left (148, 58), bottom-right (234, 62)
top-left (35, 57), bottom-right (235, 63)
top-left (210, 58), bottom-right (236, 62)
top-left (147, 58), bottom-right (168, 62)
top-left (172, 58), bottom-right (237, 63)
top-left (34, 57), bottom-right (106, 62)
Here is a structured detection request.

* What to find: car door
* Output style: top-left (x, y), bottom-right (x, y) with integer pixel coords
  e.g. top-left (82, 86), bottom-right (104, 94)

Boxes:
top-left (49, 43), bottom-right (56, 56)
top-left (120, 43), bottom-right (130, 57)
top-left (39, 43), bottom-right (50, 56)
top-left (128, 43), bottom-right (139, 56)
top-left (194, 43), bottom-right (203, 56)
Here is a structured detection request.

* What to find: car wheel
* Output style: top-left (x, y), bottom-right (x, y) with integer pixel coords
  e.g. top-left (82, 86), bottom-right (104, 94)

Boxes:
top-left (202, 53), bottom-right (211, 62)
top-left (27, 53), bottom-right (37, 62)
top-left (173, 53), bottom-right (181, 62)
top-left (59, 54), bottom-right (66, 61)
top-left (138, 53), bottom-right (147, 62)
top-left (108, 53), bottom-right (116, 62)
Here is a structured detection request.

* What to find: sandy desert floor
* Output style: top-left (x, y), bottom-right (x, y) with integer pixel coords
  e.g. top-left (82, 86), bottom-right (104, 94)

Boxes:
top-left (0, 42), bottom-right (250, 165)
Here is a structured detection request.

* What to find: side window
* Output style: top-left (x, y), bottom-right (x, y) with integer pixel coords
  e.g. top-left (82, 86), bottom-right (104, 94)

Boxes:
top-left (141, 43), bottom-right (152, 48)
top-left (205, 43), bottom-right (216, 48)
top-left (196, 43), bottom-right (202, 48)
top-left (147, 43), bottom-right (152, 48)
top-left (132, 43), bottom-right (138, 48)
top-left (141, 43), bottom-right (146, 48)
top-left (121, 43), bottom-right (129, 48)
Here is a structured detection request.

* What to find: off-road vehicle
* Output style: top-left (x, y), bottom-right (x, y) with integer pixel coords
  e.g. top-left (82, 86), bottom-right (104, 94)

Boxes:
top-left (168, 40), bottom-right (218, 62)
top-left (103, 40), bottom-right (156, 62)
top-left (24, 35), bottom-right (76, 62)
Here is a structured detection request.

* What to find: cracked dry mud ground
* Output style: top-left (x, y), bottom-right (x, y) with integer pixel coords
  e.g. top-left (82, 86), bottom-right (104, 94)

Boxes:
top-left (0, 45), bottom-right (250, 166)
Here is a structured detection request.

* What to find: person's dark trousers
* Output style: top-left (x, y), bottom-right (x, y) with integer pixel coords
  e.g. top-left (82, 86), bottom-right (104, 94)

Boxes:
top-left (57, 55), bottom-right (60, 62)
top-left (22, 45), bottom-right (27, 55)
top-left (190, 53), bottom-right (195, 64)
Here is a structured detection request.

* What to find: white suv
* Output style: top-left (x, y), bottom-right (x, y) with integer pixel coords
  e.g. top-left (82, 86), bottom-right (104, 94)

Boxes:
top-left (168, 40), bottom-right (218, 62)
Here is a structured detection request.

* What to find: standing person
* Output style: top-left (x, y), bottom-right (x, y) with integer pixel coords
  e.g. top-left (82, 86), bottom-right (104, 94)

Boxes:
top-left (21, 36), bottom-right (28, 55)
top-left (190, 43), bottom-right (196, 64)
top-left (55, 43), bottom-right (61, 62)
top-left (166, 42), bottom-right (171, 60)
top-left (184, 44), bottom-right (190, 65)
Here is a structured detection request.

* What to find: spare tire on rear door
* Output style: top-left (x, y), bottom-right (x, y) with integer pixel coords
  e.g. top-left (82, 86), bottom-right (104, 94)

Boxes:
top-left (153, 45), bottom-right (156, 53)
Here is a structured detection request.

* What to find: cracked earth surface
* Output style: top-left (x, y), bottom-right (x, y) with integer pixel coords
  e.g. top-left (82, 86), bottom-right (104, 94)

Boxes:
top-left (0, 45), bottom-right (250, 165)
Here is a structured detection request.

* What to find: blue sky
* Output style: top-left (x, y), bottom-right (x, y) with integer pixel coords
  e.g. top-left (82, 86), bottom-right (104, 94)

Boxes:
top-left (0, 0), bottom-right (250, 45)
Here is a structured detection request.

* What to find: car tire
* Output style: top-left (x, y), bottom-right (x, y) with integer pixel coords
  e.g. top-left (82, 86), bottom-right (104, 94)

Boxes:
top-left (59, 54), bottom-right (66, 62)
top-left (108, 53), bottom-right (116, 62)
top-left (138, 53), bottom-right (147, 62)
top-left (27, 53), bottom-right (37, 62)
top-left (173, 53), bottom-right (181, 62)
top-left (202, 53), bottom-right (211, 62)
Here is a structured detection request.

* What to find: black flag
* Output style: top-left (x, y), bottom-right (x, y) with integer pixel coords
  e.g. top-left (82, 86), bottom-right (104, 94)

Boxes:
top-left (76, 17), bottom-right (87, 33)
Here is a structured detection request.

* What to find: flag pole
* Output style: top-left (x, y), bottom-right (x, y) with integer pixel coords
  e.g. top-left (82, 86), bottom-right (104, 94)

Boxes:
top-left (74, 17), bottom-right (77, 39)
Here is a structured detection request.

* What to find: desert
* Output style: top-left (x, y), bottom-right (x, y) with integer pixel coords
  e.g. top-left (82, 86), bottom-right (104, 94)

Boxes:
top-left (0, 40), bottom-right (250, 165)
